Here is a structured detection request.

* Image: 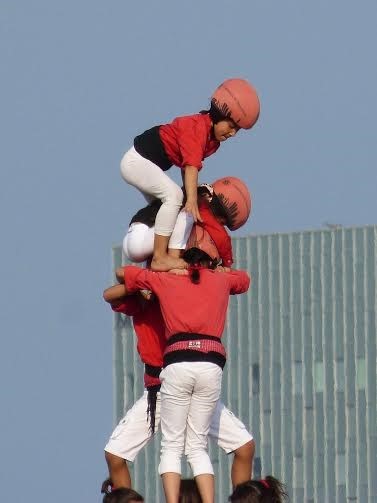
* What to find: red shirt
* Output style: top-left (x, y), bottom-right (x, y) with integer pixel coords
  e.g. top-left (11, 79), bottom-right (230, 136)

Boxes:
top-left (159, 113), bottom-right (220, 170)
top-left (124, 266), bottom-right (250, 340)
top-left (111, 296), bottom-right (165, 367)
top-left (199, 202), bottom-right (233, 267)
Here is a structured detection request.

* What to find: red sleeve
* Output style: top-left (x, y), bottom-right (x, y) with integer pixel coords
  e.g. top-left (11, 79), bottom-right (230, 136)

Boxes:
top-left (226, 269), bottom-right (251, 294)
top-left (124, 265), bottom-right (156, 292)
top-left (110, 295), bottom-right (142, 316)
top-left (199, 203), bottom-right (234, 267)
top-left (175, 116), bottom-right (207, 170)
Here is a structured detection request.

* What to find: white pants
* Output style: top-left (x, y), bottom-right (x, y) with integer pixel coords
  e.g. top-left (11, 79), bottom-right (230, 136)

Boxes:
top-left (120, 146), bottom-right (183, 237)
top-left (158, 362), bottom-right (222, 477)
top-left (104, 392), bottom-right (253, 462)
top-left (123, 211), bottom-right (194, 263)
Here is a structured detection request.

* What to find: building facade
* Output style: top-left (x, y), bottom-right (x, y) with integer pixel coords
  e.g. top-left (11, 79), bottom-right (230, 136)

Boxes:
top-left (110, 225), bottom-right (377, 502)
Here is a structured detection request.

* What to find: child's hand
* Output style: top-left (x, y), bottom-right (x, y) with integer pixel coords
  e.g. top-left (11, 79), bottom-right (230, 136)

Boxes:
top-left (216, 266), bottom-right (231, 273)
top-left (168, 268), bottom-right (189, 276)
top-left (115, 267), bottom-right (125, 283)
top-left (183, 200), bottom-right (203, 222)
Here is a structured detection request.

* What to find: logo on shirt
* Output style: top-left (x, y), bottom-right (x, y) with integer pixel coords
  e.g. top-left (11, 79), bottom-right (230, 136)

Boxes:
top-left (188, 341), bottom-right (201, 349)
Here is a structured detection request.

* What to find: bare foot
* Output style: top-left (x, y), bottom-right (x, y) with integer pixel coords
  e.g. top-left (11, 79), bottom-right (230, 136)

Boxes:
top-left (151, 256), bottom-right (187, 272)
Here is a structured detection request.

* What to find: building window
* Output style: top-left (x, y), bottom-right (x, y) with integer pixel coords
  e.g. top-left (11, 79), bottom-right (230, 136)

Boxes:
top-left (335, 360), bottom-right (344, 391)
top-left (254, 457), bottom-right (262, 478)
top-left (314, 361), bottom-right (324, 392)
top-left (336, 453), bottom-right (346, 484)
top-left (294, 361), bottom-right (302, 394)
top-left (252, 364), bottom-right (260, 395)
top-left (356, 358), bottom-right (366, 390)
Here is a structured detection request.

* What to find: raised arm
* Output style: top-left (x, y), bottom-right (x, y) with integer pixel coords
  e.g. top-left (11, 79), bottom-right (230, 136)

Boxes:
top-left (227, 269), bottom-right (251, 294)
top-left (103, 283), bottom-right (129, 304)
top-left (183, 166), bottom-right (202, 223)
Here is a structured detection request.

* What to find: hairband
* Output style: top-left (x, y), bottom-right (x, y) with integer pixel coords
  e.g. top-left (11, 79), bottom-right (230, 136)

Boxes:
top-left (260, 479), bottom-right (270, 489)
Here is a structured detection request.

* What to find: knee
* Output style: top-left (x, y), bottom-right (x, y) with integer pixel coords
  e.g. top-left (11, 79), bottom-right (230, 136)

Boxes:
top-left (163, 184), bottom-right (183, 207)
top-left (187, 450), bottom-right (214, 477)
top-left (105, 451), bottom-right (125, 471)
top-left (234, 440), bottom-right (255, 463)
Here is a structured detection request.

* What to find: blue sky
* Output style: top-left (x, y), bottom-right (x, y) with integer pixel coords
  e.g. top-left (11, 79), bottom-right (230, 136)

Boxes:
top-left (1, 1), bottom-right (376, 501)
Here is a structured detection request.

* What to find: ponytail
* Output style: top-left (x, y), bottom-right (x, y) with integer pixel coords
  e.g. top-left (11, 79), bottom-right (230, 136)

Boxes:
top-left (188, 264), bottom-right (202, 284)
top-left (182, 247), bottom-right (218, 284)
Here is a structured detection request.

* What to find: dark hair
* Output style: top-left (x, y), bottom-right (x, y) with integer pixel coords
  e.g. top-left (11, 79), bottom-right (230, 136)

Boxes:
top-left (179, 479), bottom-right (202, 503)
top-left (209, 193), bottom-right (231, 227)
top-left (146, 384), bottom-right (160, 434)
top-left (200, 101), bottom-right (230, 124)
top-left (182, 247), bottom-right (218, 284)
top-left (102, 487), bottom-right (144, 503)
top-left (129, 199), bottom-right (162, 227)
top-left (228, 476), bottom-right (288, 503)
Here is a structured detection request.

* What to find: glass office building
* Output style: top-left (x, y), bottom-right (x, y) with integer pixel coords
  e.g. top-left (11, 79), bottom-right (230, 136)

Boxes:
top-left (110, 225), bottom-right (377, 502)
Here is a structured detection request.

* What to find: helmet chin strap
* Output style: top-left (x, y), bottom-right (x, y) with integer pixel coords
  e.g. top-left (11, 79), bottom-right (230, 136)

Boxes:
top-left (198, 182), bottom-right (214, 200)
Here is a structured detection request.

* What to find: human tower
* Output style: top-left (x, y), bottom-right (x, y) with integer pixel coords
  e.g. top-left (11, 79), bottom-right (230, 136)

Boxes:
top-left (101, 79), bottom-right (288, 503)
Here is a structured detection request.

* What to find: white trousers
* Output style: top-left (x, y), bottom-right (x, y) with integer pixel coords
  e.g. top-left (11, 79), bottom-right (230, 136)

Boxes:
top-left (158, 362), bottom-right (222, 477)
top-left (122, 211), bottom-right (194, 263)
top-left (120, 146), bottom-right (183, 237)
top-left (104, 392), bottom-right (253, 462)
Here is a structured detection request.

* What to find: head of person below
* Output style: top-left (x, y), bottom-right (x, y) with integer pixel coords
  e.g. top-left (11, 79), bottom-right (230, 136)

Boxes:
top-left (179, 478), bottom-right (202, 503)
top-left (228, 476), bottom-right (289, 503)
top-left (102, 486), bottom-right (144, 503)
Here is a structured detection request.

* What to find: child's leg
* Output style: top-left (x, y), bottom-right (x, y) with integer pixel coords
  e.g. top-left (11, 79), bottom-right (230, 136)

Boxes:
top-left (167, 210), bottom-right (195, 258)
top-left (161, 473), bottom-right (181, 503)
top-left (207, 401), bottom-right (255, 486)
top-left (185, 362), bottom-right (222, 503)
top-left (120, 147), bottom-right (185, 271)
top-left (231, 440), bottom-right (255, 486)
top-left (158, 364), bottom-right (195, 503)
top-left (123, 211), bottom-right (193, 263)
top-left (105, 452), bottom-right (132, 489)
top-left (104, 391), bottom-right (161, 488)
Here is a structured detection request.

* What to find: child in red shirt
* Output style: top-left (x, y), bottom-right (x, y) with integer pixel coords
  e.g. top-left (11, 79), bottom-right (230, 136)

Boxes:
top-left (120, 78), bottom-right (259, 272)
top-left (123, 176), bottom-right (252, 269)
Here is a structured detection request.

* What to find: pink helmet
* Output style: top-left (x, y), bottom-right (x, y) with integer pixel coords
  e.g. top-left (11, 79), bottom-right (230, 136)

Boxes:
top-left (212, 176), bottom-right (252, 230)
top-left (186, 225), bottom-right (220, 261)
top-left (211, 78), bottom-right (260, 129)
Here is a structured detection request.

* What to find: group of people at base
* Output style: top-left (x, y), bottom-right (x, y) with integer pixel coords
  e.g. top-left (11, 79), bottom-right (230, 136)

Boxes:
top-left (101, 78), bottom-right (289, 502)
top-left (102, 477), bottom-right (288, 502)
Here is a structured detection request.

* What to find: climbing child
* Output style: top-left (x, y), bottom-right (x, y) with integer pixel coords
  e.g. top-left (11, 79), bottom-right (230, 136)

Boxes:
top-left (120, 78), bottom-right (259, 271)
